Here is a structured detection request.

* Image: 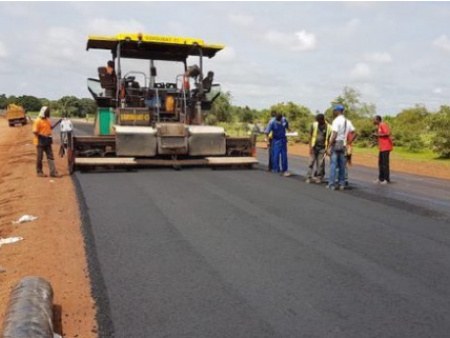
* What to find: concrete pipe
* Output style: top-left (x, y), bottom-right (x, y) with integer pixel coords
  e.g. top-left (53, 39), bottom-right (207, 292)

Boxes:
top-left (1, 277), bottom-right (54, 338)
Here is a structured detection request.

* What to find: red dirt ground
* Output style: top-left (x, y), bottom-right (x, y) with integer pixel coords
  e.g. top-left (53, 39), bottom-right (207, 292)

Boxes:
top-left (0, 117), bottom-right (97, 337)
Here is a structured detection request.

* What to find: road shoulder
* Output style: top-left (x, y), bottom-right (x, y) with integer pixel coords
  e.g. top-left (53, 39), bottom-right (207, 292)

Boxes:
top-left (0, 117), bottom-right (97, 337)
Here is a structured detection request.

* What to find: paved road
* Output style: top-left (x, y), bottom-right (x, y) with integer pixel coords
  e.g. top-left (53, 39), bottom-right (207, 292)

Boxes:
top-left (72, 123), bottom-right (450, 337)
top-left (257, 149), bottom-right (450, 220)
top-left (72, 121), bottom-right (450, 220)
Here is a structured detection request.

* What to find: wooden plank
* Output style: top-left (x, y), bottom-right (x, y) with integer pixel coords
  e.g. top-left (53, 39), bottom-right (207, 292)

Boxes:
top-left (75, 157), bottom-right (258, 167)
top-left (206, 157), bottom-right (258, 165)
top-left (75, 158), bottom-right (208, 166)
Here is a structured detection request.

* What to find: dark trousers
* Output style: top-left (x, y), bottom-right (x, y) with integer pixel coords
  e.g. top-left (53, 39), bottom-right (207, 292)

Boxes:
top-left (379, 151), bottom-right (390, 182)
top-left (267, 140), bottom-right (273, 171)
top-left (37, 145), bottom-right (56, 175)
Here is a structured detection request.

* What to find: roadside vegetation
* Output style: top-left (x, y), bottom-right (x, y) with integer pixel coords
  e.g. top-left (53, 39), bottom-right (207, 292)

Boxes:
top-left (207, 87), bottom-right (450, 160)
top-left (2, 88), bottom-right (449, 160)
top-left (0, 94), bottom-right (97, 118)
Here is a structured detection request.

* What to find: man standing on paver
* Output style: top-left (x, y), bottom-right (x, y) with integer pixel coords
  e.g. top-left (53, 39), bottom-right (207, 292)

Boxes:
top-left (306, 113), bottom-right (331, 183)
top-left (265, 113), bottom-right (291, 177)
top-left (373, 115), bottom-right (393, 184)
top-left (33, 106), bottom-right (62, 178)
top-left (326, 104), bottom-right (355, 190)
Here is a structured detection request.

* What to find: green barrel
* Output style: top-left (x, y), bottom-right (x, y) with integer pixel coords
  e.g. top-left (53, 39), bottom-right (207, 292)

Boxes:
top-left (98, 108), bottom-right (115, 135)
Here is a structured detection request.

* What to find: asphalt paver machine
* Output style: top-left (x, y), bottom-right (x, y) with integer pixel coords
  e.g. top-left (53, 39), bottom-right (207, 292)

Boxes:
top-left (68, 33), bottom-right (257, 172)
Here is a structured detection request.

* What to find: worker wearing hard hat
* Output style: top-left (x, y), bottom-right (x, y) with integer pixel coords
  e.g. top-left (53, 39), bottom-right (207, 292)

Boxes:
top-left (265, 112), bottom-right (291, 177)
top-left (33, 106), bottom-right (62, 178)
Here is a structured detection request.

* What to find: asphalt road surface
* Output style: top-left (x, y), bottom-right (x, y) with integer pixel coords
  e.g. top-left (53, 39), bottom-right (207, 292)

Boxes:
top-left (72, 122), bottom-right (450, 337)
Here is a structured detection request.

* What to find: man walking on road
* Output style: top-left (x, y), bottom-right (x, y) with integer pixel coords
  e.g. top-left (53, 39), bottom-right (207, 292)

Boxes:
top-left (373, 115), bottom-right (393, 184)
top-left (265, 113), bottom-right (291, 176)
top-left (33, 106), bottom-right (62, 178)
top-left (326, 104), bottom-right (355, 190)
top-left (306, 114), bottom-right (331, 183)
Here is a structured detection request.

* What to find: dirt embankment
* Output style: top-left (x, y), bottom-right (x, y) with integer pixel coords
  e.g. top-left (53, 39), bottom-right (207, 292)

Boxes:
top-left (258, 142), bottom-right (450, 181)
top-left (0, 117), bottom-right (97, 337)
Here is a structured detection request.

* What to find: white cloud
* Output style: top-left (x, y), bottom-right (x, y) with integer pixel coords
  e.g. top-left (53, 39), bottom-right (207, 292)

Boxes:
top-left (433, 87), bottom-right (443, 94)
top-left (293, 30), bottom-right (317, 51)
top-left (350, 62), bottom-right (371, 79)
top-left (364, 52), bottom-right (392, 63)
top-left (359, 83), bottom-right (380, 99)
top-left (1, 3), bottom-right (34, 18)
top-left (265, 29), bottom-right (316, 51)
top-left (167, 21), bottom-right (186, 36)
top-left (88, 18), bottom-right (146, 36)
top-left (0, 40), bottom-right (7, 58)
top-left (346, 18), bottom-right (360, 30)
top-left (228, 13), bottom-right (254, 27)
top-left (433, 34), bottom-right (450, 52)
top-left (215, 46), bottom-right (236, 63)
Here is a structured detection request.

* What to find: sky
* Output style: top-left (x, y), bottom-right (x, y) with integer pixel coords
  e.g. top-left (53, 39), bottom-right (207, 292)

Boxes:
top-left (0, 1), bottom-right (449, 115)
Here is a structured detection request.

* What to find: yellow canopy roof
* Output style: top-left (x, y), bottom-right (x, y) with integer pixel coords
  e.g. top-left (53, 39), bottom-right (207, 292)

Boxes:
top-left (87, 33), bottom-right (225, 61)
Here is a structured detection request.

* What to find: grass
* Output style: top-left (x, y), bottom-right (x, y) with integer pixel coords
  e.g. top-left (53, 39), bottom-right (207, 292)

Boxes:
top-left (218, 122), bottom-right (251, 137)
top-left (354, 145), bottom-right (450, 164)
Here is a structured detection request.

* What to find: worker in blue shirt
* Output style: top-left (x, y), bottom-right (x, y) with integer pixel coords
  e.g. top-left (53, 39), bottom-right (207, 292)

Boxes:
top-left (265, 113), bottom-right (291, 176)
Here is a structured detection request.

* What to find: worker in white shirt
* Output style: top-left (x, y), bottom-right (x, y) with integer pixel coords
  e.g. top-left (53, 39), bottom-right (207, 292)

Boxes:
top-left (326, 104), bottom-right (356, 190)
top-left (59, 117), bottom-right (73, 157)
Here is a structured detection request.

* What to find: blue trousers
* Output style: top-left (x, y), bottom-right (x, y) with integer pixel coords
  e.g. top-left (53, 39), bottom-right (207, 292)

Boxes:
top-left (329, 148), bottom-right (346, 186)
top-left (271, 139), bottom-right (288, 173)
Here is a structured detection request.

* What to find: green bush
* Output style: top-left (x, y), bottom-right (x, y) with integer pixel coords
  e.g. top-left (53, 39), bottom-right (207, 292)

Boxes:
top-left (429, 106), bottom-right (450, 158)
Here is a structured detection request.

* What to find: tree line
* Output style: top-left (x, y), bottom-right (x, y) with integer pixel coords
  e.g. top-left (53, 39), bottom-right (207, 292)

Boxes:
top-left (0, 94), bottom-right (97, 117)
top-left (1, 90), bottom-right (448, 158)
top-left (208, 87), bottom-right (450, 159)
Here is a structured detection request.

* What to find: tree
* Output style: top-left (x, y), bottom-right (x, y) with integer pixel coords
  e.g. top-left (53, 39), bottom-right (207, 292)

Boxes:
top-left (208, 92), bottom-right (232, 123)
top-left (7, 95), bottom-right (17, 106)
top-left (429, 105), bottom-right (450, 158)
top-left (58, 96), bottom-right (80, 117)
top-left (240, 106), bottom-right (255, 123)
top-left (268, 102), bottom-right (313, 143)
top-left (390, 104), bottom-right (429, 151)
top-left (330, 87), bottom-right (376, 121)
top-left (0, 94), bottom-right (7, 109)
top-left (16, 95), bottom-right (42, 112)
top-left (79, 98), bottom-right (97, 117)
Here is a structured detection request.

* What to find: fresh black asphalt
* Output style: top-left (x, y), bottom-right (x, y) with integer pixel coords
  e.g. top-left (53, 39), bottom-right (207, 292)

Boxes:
top-left (75, 167), bottom-right (450, 338)
top-left (72, 122), bottom-right (450, 337)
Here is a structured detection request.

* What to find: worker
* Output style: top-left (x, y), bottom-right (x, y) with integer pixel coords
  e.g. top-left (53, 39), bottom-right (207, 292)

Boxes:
top-left (334, 121), bottom-right (357, 187)
top-left (306, 113), bottom-right (332, 183)
top-left (266, 111), bottom-right (276, 172)
top-left (326, 104), bottom-right (355, 190)
top-left (59, 116), bottom-right (73, 157)
top-left (106, 60), bottom-right (116, 77)
top-left (33, 106), bottom-right (62, 178)
top-left (373, 115), bottom-right (393, 184)
top-left (202, 71), bottom-right (214, 92)
top-left (105, 61), bottom-right (117, 98)
top-left (265, 113), bottom-right (291, 177)
top-left (267, 129), bottom-right (273, 172)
